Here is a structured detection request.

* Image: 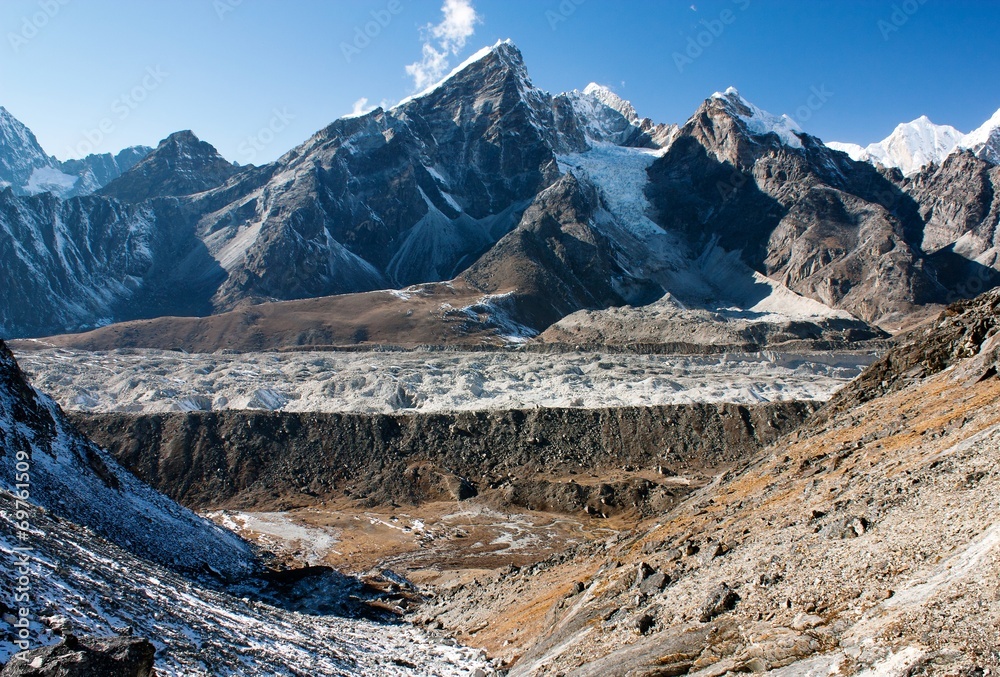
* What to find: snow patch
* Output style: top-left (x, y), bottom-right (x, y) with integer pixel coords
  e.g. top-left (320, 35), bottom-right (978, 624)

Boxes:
top-left (23, 166), bottom-right (79, 197)
top-left (713, 87), bottom-right (803, 149)
top-left (558, 144), bottom-right (666, 238)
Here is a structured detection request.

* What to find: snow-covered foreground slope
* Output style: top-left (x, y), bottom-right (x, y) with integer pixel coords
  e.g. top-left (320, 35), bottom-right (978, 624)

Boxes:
top-left (14, 347), bottom-right (875, 414)
top-left (0, 501), bottom-right (492, 675)
top-left (0, 341), bottom-right (255, 577)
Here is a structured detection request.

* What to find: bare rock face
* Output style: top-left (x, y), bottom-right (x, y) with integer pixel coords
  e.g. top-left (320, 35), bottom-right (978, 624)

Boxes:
top-left (903, 151), bottom-right (1000, 304)
top-left (0, 636), bottom-right (155, 677)
top-left (648, 92), bottom-right (948, 328)
top-left (98, 131), bottom-right (239, 202)
top-left (462, 173), bottom-right (662, 329)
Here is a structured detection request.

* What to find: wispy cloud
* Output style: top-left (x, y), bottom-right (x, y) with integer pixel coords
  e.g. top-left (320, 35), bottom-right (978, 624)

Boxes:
top-left (350, 97), bottom-right (375, 116)
top-left (405, 0), bottom-right (481, 91)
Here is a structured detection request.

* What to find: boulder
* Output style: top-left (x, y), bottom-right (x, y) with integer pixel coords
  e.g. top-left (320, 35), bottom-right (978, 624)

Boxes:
top-left (0, 635), bottom-right (155, 677)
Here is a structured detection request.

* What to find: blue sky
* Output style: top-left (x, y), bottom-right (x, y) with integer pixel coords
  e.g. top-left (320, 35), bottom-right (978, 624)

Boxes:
top-left (1, 0), bottom-right (998, 164)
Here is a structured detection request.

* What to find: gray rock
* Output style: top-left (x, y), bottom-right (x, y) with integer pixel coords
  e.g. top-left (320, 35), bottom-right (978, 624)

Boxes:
top-left (0, 635), bottom-right (155, 677)
top-left (638, 572), bottom-right (669, 596)
top-left (632, 613), bottom-right (655, 636)
top-left (699, 583), bottom-right (740, 622)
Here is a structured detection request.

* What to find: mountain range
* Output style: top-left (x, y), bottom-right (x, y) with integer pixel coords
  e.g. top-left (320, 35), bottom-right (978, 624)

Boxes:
top-left (828, 108), bottom-right (1000, 176)
top-left (2, 39), bottom-right (999, 345)
top-left (0, 106), bottom-right (151, 198)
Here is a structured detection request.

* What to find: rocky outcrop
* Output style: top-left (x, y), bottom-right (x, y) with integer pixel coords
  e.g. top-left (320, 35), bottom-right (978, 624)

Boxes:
top-left (904, 151), bottom-right (1000, 284)
top-left (71, 401), bottom-right (816, 512)
top-left (825, 286), bottom-right (1000, 412)
top-left (0, 636), bottom-right (155, 677)
top-left (98, 131), bottom-right (239, 201)
top-left (462, 174), bottom-right (661, 329)
top-left (648, 90), bottom-right (949, 327)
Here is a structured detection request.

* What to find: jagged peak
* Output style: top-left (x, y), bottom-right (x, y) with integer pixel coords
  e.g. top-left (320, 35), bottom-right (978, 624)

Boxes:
top-left (158, 129), bottom-right (204, 147)
top-left (959, 106), bottom-right (1000, 150)
top-left (708, 87), bottom-right (803, 149)
top-left (142, 130), bottom-right (230, 165)
top-left (580, 83), bottom-right (640, 124)
top-left (394, 39), bottom-right (529, 108)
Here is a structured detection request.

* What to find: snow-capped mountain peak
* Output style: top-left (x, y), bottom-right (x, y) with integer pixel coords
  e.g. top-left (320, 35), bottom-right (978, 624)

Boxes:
top-left (827, 115), bottom-right (965, 176)
top-left (958, 106), bottom-right (1000, 165)
top-left (395, 38), bottom-right (528, 108)
top-left (582, 83), bottom-right (640, 124)
top-left (0, 104), bottom-right (65, 194)
top-left (869, 116), bottom-right (963, 175)
top-left (710, 86), bottom-right (804, 149)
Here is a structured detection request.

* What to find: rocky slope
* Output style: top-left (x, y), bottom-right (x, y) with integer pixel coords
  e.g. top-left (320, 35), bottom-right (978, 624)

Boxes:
top-left (0, 188), bottom-right (221, 338)
top-left (0, 339), bottom-right (254, 577)
top-left (904, 150), bottom-right (1000, 279)
top-left (415, 290), bottom-right (1000, 675)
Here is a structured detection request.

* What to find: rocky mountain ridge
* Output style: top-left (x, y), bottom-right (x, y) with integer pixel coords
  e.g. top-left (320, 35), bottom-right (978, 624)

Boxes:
top-left (1, 40), bottom-right (998, 344)
top-left (0, 106), bottom-right (150, 199)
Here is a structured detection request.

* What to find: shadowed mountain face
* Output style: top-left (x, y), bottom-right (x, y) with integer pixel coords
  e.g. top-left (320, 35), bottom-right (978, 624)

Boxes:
top-left (0, 41), bottom-right (998, 342)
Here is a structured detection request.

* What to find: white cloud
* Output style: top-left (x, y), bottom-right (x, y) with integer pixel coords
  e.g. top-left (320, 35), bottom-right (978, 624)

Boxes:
top-left (350, 97), bottom-right (375, 116)
top-left (405, 0), bottom-right (481, 91)
top-left (431, 0), bottom-right (479, 52)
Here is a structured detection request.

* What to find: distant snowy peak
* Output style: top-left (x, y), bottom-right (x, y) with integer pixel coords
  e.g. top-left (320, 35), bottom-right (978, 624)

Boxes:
top-left (827, 111), bottom-right (1000, 176)
top-left (0, 105), bottom-right (65, 194)
top-left (582, 83), bottom-right (640, 125)
top-left (871, 116), bottom-right (964, 175)
top-left (825, 141), bottom-right (867, 161)
top-left (710, 87), bottom-right (804, 149)
top-left (958, 107), bottom-right (1000, 165)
